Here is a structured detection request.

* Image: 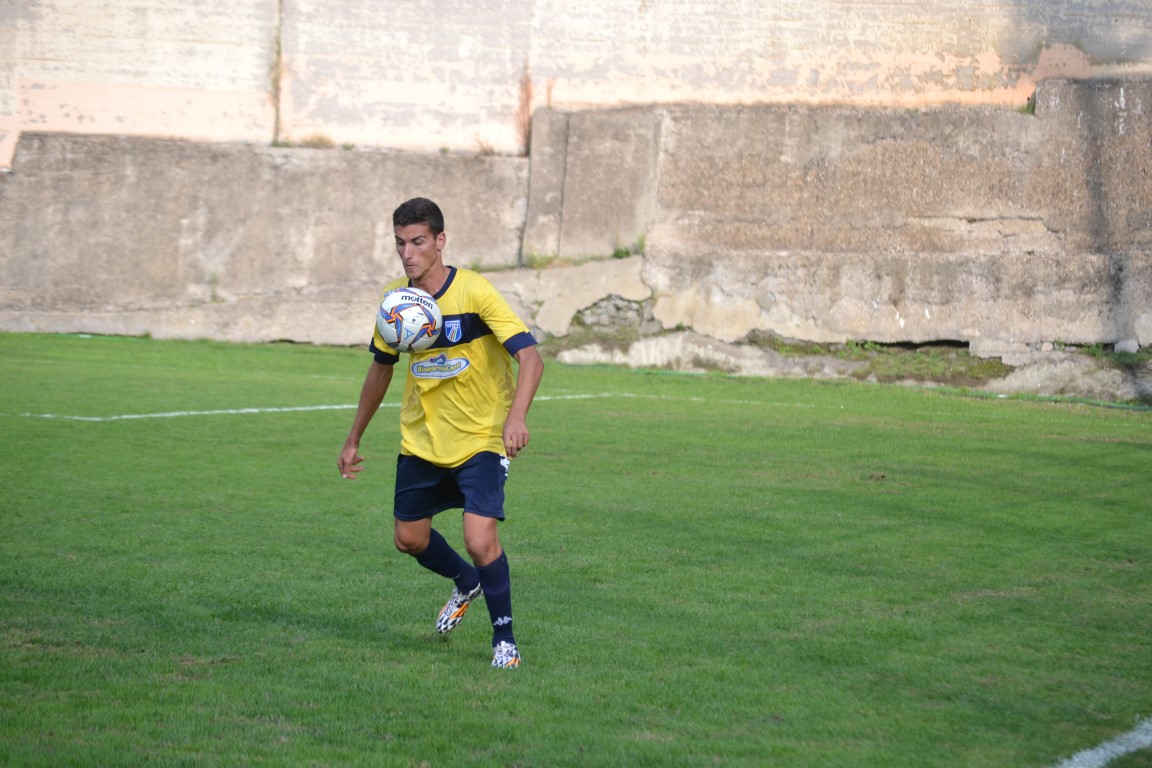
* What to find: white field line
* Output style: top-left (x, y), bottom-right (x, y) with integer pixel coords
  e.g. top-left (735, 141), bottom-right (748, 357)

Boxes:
top-left (1051, 718), bottom-right (1152, 768)
top-left (15, 394), bottom-right (617, 422)
top-left (13, 392), bottom-right (827, 423)
top-left (20, 404), bottom-right (369, 422)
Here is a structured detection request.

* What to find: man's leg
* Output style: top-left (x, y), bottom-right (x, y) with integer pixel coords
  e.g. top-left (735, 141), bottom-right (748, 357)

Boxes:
top-left (395, 518), bottom-right (477, 586)
top-left (463, 513), bottom-right (518, 666)
top-left (395, 518), bottom-right (482, 633)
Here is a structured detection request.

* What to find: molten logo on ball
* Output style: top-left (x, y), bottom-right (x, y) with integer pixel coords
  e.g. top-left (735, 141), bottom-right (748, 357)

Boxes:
top-left (376, 287), bottom-right (443, 352)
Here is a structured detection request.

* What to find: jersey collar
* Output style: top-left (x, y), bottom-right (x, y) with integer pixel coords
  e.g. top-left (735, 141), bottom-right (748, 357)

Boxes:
top-left (410, 265), bottom-right (456, 300)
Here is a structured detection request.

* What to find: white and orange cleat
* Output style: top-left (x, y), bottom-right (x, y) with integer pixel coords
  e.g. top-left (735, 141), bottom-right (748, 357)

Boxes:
top-left (435, 583), bottom-right (482, 634)
top-left (491, 641), bottom-right (521, 669)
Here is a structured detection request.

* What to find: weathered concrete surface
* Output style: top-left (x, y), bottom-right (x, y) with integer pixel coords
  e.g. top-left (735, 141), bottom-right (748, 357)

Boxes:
top-left (5, 0), bottom-right (1152, 169)
top-left (1138, 313), bottom-right (1152, 346)
top-left (521, 109), bottom-right (570, 259)
top-left (522, 106), bottom-right (663, 261)
top-left (985, 353), bottom-right (1152, 402)
top-left (640, 249), bottom-right (1150, 346)
top-left (550, 110), bottom-right (661, 259)
top-left (0, 285), bottom-right (384, 347)
top-left (489, 257), bottom-right (650, 337)
top-left (0, 0), bottom-right (277, 168)
top-left (557, 331), bottom-right (865, 379)
top-left (0, 134), bottom-right (527, 341)
top-left (527, 79), bottom-right (1152, 347)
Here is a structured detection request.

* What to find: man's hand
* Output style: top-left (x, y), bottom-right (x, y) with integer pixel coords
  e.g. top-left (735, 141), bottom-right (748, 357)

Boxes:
top-left (337, 361), bottom-right (393, 480)
top-left (337, 443), bottom-right (364, 479)
top-left (503, 346), bottom-right (543, 459)
top-left (503, 416), bottom-right (530, 459)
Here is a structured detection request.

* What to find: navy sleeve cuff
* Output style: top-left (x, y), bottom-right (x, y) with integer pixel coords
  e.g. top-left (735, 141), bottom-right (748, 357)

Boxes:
top-left (503, 331), bottom-right (537, 358)
top-left (369, 339), bottom-right (400, 365)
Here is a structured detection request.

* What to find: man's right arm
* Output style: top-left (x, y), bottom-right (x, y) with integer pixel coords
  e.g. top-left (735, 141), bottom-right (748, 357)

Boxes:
top-left (337, 360), bottom-right (394, 479)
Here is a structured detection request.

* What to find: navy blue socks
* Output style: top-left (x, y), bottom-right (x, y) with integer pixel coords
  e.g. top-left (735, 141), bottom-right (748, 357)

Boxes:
top-left (477, 551), bottom-right (514, 646)
top-left (414, 528), bottom-right (479, 593)
top-left (414, 531), bottom-right (513, 646)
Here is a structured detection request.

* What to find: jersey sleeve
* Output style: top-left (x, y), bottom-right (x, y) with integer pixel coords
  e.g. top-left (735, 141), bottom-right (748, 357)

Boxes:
top-left (474, 275), bottom-right (536, 353)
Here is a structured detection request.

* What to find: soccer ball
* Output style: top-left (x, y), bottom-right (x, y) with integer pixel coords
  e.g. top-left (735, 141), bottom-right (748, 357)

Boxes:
top-left (376, 287), bottom-right (443, 352)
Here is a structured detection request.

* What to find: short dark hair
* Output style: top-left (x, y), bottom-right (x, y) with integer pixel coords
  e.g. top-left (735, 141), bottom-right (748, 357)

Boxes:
top-left (393, 197), bottom-right (444, 235)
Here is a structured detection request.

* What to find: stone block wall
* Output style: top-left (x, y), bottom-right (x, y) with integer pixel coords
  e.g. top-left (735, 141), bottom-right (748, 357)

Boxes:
top-left (0, 79), bottom-right (1149, 354)
top-left (0, 135), bottom-right (527, 345)
top-left (5, 0), bottom-right (1152, 168)
top-left (522, 79), bottom-right (1152, 347)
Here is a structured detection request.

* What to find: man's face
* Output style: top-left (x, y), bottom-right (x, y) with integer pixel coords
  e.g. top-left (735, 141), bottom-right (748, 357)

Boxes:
top-left (394, 223), bottom-right (446, 284)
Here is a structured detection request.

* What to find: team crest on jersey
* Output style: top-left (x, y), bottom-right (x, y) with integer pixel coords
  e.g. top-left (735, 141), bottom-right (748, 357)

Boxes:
top-left (444, 319), bottom-right (462, 343)
top-left (411, 353), bottom-right (470, 379)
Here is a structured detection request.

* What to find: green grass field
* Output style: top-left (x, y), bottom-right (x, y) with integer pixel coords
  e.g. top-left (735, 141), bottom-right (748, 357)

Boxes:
top-left (2, 333), bottom-right (1150, 767)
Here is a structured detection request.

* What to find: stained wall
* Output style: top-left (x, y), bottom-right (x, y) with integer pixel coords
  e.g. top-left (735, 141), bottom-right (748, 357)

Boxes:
top-left (4, 0), bottom-right (1152, 168)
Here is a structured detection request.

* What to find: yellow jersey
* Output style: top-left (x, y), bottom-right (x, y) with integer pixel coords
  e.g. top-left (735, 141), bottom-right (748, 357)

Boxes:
top-left (370, 267), bottom-right (537, 467)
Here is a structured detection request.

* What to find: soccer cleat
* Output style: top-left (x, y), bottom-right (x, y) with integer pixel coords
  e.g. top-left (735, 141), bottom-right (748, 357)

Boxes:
top-left (435, 583), bottom-right (482, 634)
top-left (491, 641), bottom-right (521, 669)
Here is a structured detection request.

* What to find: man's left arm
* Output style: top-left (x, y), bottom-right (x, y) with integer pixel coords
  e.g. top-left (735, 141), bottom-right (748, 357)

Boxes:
top-left (503, 345), bottom-right (544, 458)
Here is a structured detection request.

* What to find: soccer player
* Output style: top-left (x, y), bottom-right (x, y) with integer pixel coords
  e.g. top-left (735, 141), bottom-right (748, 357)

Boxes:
top-left (337, 197), bottom-right (544, 669)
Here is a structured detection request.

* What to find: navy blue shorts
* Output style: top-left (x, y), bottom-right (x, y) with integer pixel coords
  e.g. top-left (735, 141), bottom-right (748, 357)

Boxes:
top-left (393, 451), bottom-right (509, 522)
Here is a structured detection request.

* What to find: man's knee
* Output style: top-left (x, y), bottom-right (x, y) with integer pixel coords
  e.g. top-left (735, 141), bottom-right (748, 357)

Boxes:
top-left (462, 517), bottom-right (501, 565)
top-left (394, 524), bottom-right (430, 555)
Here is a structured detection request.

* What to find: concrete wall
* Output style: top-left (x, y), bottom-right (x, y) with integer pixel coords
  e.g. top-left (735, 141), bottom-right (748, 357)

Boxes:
top-left (522, 79), bottom-right (1152, 347)
top-left (4, 0), bottom-right (1152, 168)
top-left (1, 79), bottom-right (1149, 352)
top-left (0, 135), bottom-right (527, 344)
top-left (0, 0), bottom-right (278, 169)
